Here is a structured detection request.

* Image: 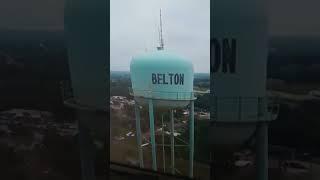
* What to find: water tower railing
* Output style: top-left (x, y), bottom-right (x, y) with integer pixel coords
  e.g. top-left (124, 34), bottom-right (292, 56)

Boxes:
top-left (60, 80), bottom-right (108, 111)
top-left (128, 88), bottom-right (196, 100)
top-left (211, 96), bottom-right (278, 122)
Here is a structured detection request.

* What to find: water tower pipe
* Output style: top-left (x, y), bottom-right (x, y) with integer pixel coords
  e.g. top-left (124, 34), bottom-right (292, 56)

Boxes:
top-left (189, 101), bottom-right (195, 178)
top-left (161, 115), bottom-right (166, 172)
top-left (148, 99), bottom-right (157, 171)
top-left (256, 122), bottom-right (268, 180)
top-left (170, 109), bottom-right (175, 174)
top-left (134, 103), bottom-right (144, 168)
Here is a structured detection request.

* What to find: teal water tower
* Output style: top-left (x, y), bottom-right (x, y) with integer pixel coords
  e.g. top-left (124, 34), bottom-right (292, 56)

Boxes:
top-left (130, 50), bottom-right (196, 177)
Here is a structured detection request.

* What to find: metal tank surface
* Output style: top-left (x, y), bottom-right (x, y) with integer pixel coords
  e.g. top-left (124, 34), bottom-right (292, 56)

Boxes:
top-left (130, 50), bottom-right (195, 108)
top-left (210, 0), bottom-right (275, 146)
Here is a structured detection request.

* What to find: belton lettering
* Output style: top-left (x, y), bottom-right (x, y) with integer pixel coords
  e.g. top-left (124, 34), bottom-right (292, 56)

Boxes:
top-left (211, 38), bottom-right (237, 74)
top-left (152, 73), bottom-right (184, 85)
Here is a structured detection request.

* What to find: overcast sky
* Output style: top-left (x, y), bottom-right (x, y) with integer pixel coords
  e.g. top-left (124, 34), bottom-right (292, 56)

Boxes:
top-left (1, 0), bottom-right (319, 34)
top-left (1, 0), bottom-right (319, 35)
top-left (0, 0), bottom-right (320, 71)
top-left (110, 0), bottom-right (210, 72)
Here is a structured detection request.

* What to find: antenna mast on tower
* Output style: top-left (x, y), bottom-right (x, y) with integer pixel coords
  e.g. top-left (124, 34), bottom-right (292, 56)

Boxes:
top-left (157, 9), bottom-right (164, 50)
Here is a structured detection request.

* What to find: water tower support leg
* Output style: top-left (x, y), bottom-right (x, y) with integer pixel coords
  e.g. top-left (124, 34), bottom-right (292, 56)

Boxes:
top-left (148, 99), bottom-right (157, 171)
top-left (256, 122), bottom-right (268, 180)
top-left (162, 115), bottom-right (166, 172)
top-left (134, 103), bottom-right (144, 168)
top-left (77, 110), bottom-right (96, 180)
top-left (189, 101), bottom-right (195, 178)
top-left (170, 109), bottom-right (175, 174)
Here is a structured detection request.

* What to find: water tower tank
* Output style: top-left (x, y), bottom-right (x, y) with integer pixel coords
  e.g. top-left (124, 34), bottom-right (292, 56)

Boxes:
top-left (130, 51), bottom-right (195, 108)
top-left (64, 0), bottom-right (107, 110)
top-left (210, 0), bottom-right (272, 145)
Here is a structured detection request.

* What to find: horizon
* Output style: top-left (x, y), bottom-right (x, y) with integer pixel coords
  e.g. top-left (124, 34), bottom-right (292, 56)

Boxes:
top-left (2, 29), bottom-right (320, 39)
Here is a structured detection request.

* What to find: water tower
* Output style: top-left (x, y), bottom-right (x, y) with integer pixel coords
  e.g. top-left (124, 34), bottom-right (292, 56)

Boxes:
top-left (211, 0), bottom-right (278, 180)
top-left (64, 0), bottom-right (108, 180)
top-left (130, 10), bottom-right (196, 178)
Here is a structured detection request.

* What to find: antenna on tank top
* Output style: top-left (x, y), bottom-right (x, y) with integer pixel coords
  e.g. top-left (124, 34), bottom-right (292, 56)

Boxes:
top-left (157, 9), bottom-right (164, 51)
